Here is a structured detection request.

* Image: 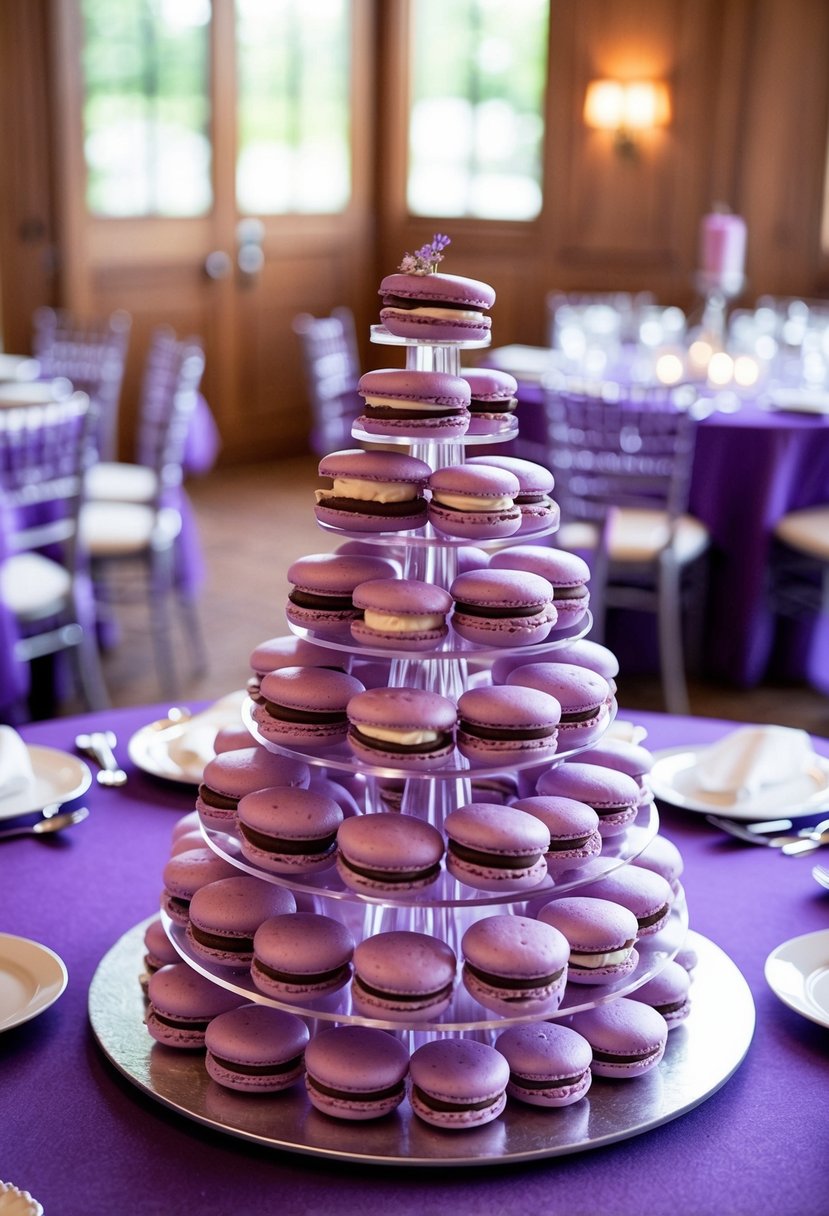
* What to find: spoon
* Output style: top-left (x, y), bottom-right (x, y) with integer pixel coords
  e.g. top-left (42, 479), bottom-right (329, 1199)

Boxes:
top-left (75, 731), bottom-right (128, 787)
top-left (0, 806), bottom-right (89, 841)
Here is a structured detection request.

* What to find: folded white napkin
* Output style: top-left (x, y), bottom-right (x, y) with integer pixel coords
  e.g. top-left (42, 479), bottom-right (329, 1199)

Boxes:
top-left (696, 725), bottom-right (814, 799)
top-left (0, 726), bottom-right (35, 800)
top-left (166, 690), bottom-right (247, 770)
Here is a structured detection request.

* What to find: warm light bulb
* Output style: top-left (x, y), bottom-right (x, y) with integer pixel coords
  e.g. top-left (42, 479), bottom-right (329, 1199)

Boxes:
top-left (688, 339), bottom-right (713, 373)
top-left (655, 352), bottom-right (685, 385)
top-left (583, 81), bottom-right (625, 129)
top-left (733, 355), bottom-right (759, 387)
top-left (623, 83), bottom-right (659, 129)
top-left (707, 352), bottom-right (734, 385)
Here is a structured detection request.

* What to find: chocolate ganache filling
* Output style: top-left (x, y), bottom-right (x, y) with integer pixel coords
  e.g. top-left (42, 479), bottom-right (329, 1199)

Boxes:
top-left (319, 495), bottom-right (426, 517)
top-left (209, 1053), bottom-right (304, 1077)
top-left (449, 841), bottom-right (542, 869)
top-left (454, 601), bottom-right (543, 618)
top-left (240, 824), bottom-right (337, 856)
top-left (464, 962), bottom-right (565, 990)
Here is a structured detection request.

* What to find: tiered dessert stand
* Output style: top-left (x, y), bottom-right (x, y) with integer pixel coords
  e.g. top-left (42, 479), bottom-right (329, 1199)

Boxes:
top-left (89, 323), bottom-right (755, 1166)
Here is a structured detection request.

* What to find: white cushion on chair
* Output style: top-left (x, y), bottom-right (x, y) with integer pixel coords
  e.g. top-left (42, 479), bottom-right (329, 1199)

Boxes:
top-left (0, 552), bottom-right (70, 619)
top-left (86, 461), bottom-right (158, 503)
top-left (81, 501), bottom-right (181, 556)
top-left (556, 521), bottom-right (601, 552)
top-left (608, 508), bottom-right (710, 565)
top-left (774, 506), bottom-right (829, 561)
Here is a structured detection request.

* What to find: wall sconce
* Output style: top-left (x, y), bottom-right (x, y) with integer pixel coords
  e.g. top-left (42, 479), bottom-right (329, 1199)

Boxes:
top-left (583, 80), bottom-right (671, 158)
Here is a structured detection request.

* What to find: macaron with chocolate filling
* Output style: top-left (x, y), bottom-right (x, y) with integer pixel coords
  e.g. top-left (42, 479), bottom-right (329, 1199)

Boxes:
top-left (409, 1038), bottom-right (509, 1130)
top-left (568, 997), bottom-right (667, 1079)
top-left (351, 578), bottom-right (453, 652)
top-left (496, 1022), bottom-right (593, 1108)
top-left (461, 367), bottom-right (518, 435)
top-left (456, 684), bottom-right (561, 766)
top-left (236, 785), bottom-right (344, 875)
top-left (196, 746), bottom-right (311, 834)
top-left (336, 812), bottom-right (445, 894)
top-left (356, 367), bottom-right (471, 438)
top-left (185, 874), bottom-right (296, 967)
top-left (379, 265), bottom-right (495, 343)
top-left (511, 794), bottom-right (602, 873)
top-left (629, 959), bottom-right (692, 1029)
top-left (536, 762), bottom-right (641, 838)
top-left (304, 1025), bottom-right (410, 1121)
top-left (315, 448), bottom-right (431, 533)
top-left (578, 737), bottom-right (655, 801)
top-left (161, 847), bottom-right (240, 927)
top-left (252, 666), bottom-right (365, 748)
top-left (631, 833), bottom-right (684, 894)
top-left (523, 637), bottom-right (619, 691)
top-left (578, 865), bottom-right (673, 938)
top-left (537, 895), bottom-right (639, 985)
top-left (247, 633), bottom-right (350, 700)
top-left (141, 917), bottom-right (180, 992)
top-left (461, 914), bottom-right (570, 1017)
top-left (350, 930), bottom-right (457, 1022)
top-left (444, 801), bottom-right (550, 892)
top-left (467, 456), bottom-right (557, 534)
top-left (251, 911), bottom-right (355, 1003)
top-left (146, 962), bottom-right (244, 1049)
top-left (490, 545), bottom-right (591, 628)
top-left (205, 1003), bottom-right (310, 1093)
top-left (346, 687), bottom-right (457, 770)
top-left (506, 662), bottom-right (613, 750)
top-left (451, 568), bottom-right (557, 648)
top-left (428, 464), bottom-right (522, 540)
top-left (286, 552), bottom-right (400, 635)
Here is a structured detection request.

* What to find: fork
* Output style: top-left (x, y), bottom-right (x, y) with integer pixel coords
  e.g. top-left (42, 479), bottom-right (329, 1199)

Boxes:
top-left (706, 814), bottom-right (829, 852)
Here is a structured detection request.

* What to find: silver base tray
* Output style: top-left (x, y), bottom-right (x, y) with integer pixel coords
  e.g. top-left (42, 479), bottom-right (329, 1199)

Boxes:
top-left (88, 921), bottom-right (754, 1167)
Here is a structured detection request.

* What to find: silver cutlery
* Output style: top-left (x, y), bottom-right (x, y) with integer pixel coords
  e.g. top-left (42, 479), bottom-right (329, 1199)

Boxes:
top-left (0, 806), bottom-right (89, 841)
top-left (706, 814), bottom-right (829, 853)
top-left (812, 864), bottom-right (829, 890)
top-left (75, 730), bottom-right (128, 786)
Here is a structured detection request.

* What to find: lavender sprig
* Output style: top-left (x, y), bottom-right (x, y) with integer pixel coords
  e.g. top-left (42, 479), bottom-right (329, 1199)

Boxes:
top-left (398, 233), bottom-right (451, 275)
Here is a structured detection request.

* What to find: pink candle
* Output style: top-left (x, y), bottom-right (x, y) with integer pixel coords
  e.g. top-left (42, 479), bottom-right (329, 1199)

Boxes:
top-left (699, 211), bottom-right (747, 281)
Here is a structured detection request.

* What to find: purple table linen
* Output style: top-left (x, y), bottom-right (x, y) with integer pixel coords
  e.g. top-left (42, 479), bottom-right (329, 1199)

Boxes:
top-left (1, 704), bottom-right (827, 1216)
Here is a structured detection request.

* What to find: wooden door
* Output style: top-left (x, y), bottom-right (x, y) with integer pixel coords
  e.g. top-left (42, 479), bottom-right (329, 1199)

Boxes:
top-left (50, 0), bottom-right (375, 464)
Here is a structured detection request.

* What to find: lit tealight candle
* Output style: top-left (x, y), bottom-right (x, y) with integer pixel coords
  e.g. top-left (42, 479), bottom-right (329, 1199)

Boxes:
top-left (655, 352), bottom-right (685, 385)
top-left (707, 351), bottom-right (734, 386)
top-left (688, 339), bottom-right (714, 376)
top-left (733, 354), bottom-right (760, 388)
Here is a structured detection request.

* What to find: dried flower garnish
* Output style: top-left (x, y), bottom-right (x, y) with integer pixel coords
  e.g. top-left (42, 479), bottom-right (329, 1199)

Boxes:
top-left (398, 233), bottom-right (451, 275)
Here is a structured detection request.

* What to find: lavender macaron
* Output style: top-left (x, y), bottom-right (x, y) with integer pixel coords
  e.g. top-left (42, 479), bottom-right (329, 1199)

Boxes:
top-left (568, 997), bottom-right (668, 1078)
top-left (467, 456), bottom-right (557, 534)
top-left (286, 551), bottom-right (400, 635)
top-left (146, 962), bottom-right (244, 1049)
top-left (461, 368), bottom-right (518, 435)
top-left (161, 847), bottom-right (239, 927)
top-left (305, 1025), bottom-right (410, 1121)
top-left (506, 662), bottom-right (613, 750)
top-left (251, 911), bottom-right (355, 1003)
top-left (346, 687), bottom-right (457, 770)
top-left (428, 464), bottom-right (522, 540)
top-left (631, 833), bottom-right (684, 894)
top-left (357, 368), bottom-right (471, 438)
top-left (490, 545), bottom-right (591, 628)
top-left (451, 568), bottom-right (558, 648)
top-left (629, 959), bottom-right (692, 1028)
top-left (252, 666), bottom-right (365, 748)
top-left (248, 634), bottom-right (349, 699)
top-left (536, 762), bottom-right (641, 838)
top-left (511, 795), bottom-right (602, 873)
top-left (379, 260), bottom-right (495, 343)
top-left (537, 895), bottom-right (640, 985)
top-left (538, 638), bottom-right (620, 691)
top-left (236, 785), bottom-right (344, 875)
top-left (351, 930), bottom-right (457, 1022)
top-left (578, 865), bottom-right (673, 937)
top-left (196, 746), bottom-right (311, 834)
top-left (141, 917), bottom-right (180, 991)
top-left (186, 874), bottom-right (297, 967)
top-left (495, 1022), bottom-right (593, 1108)
top-left (336, 812), bottom-right (445, 894)
top-left (409, 1038), bottom-right (509, 1130)
top-left (444, 801), bottom-right (551, 892)
top-left (315, 448), bottom-right (431, 533)
top-left (456, 684), bottom-right (561, 766)
top-left (351, 578), bottom-right (453, 651)
top-left (205, 1003), bottom-right (309, 1093)
top-left (461, 914), bottom-right (570, 1017)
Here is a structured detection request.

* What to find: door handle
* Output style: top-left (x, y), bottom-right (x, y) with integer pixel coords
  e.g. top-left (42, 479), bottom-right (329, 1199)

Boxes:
top-left (236, 217), bottom-right (265, 279)
top-left (204, 250), bottom-right (232, 280)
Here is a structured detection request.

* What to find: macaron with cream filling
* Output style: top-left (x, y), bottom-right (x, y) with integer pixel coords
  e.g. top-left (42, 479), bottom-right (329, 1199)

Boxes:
top-left (490, 545), bottom-right (591, 628)
top-left (467, 456), bottom-right (557, 534)
top-left (428, 464), bottom-right (522, 540)
top-left (379, 240), bottom-right (495, 343)
top-left (537, 895), bottom-right (639, 984)
top-left (286, 552), bottom-right (400, 635)
top-left (357, 368), bottom-right (471, 438)
top-left (346, 687), bottom-right (457, 770)
top-left (456, 684), bottom-right (561, 766)
top-left (568, 997), bottom-right (667, 1079)
top-left (315, 448), bottom-right (431, 533)
top-left (351, 578), bottom-right (453, 651)
top-left (461, 368), bottom-right (519, 435)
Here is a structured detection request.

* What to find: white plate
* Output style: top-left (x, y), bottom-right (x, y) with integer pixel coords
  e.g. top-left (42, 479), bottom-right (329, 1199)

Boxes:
top-left (0, 933), bottom-right (68, 1032)
top-left (0, 746), bottom-right (91, 822)
top-left (764, 929), bottom-right (829, 1029)
top-left (128, 693), bottom-right (248, 785)
top-left (648, 744), bottom-right (829, 821)
top-left (766, 387), bottom-right (829, 415)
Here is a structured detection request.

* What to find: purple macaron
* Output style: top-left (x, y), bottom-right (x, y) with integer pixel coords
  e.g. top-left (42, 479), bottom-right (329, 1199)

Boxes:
top-left (185, 875), bottom-right (296, 968)
top-left (196, 746), bottom-right (311, 834)
top-left (428, 464), bottom-right (522, 540)
top-left (578, 738), bottom-right (655, 796)
top-left (537, 895), bottom-right (640, 985)
top-left (357, 368), bottom-right (471, 438)
top-left (568, 997), bottom-right (668, 1078)
top-left (536, 762), bottom-right (641, 837)
top-left (511, 795), bottom-right (602, 873)
top-left (461, 913), bottom-right (570, 1017)
top-left (379, 268), bottom-right (495, 343)
top-left (205, 1003), bottom-right (310, 1093)
top-left (351, 930), bottom-right (457, 1022)
top-left (539, 638), bottom-right (620, 691)
top-left (161, 847), bottom-right (240, 926)
top-left (490, 545), bottom-right (591, 628)
top-left (456, 684), bottom-right (561, 766)
top-left (146, 962), bottom-right (245, 1049)
top-left (346, 687), bottom-right (457, 770)
top-left (409, 1038), bottom-right (509, 1130)
top-left (578, 865), bottom-right (673, 937)
top-left (451, 568), bottom-right (558, 648)
top-left (631, 833), bottom-right (684, 893)
top-left (252, 666), bottom-right (366, 748)
top-left (461, 368), bottom-right (518, 435)
top-left (286, 552), bottom-right (400, 635)
top-left (496, 1022), bottom-right (593, 1108)
top-left (251, 911), bottom-right (355, 1003)
top-left (304, 1025), bottom-right (410, 1121)
top-left (629, 959), bottom-right (692, 1028)
top-left (506, 662), bottom-right (613, 750)
top-left (351, 578), bottom-right (453, 651)
top-left (236, 785), bottom-right (344, 875)
top-left (336, 812), bottom-right (445, 894)
top-left (467, 456), bottom-right (557, 534)
top-left (444, 801), bottom-right (551, 892)
top-left (141, 917), bottom-right (180, 991)
top-left (315, 448), bottom-right (431, 533)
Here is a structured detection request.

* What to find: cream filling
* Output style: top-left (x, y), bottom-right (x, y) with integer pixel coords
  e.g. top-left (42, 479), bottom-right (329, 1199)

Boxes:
top-left (397, 305), bottom-right (484, 320)
top-left (570, 946), bottom-right (632, 969)
top-left (315, 477), bottom-right (417, 504)
top-left (363, 394), bottom-right (457, 413)
top-left (363, 609), bottom-right (445, 633)
top-left (356, 724), bottom-right (440, 746)
top-left (432, 492), bottom-right (514, 512)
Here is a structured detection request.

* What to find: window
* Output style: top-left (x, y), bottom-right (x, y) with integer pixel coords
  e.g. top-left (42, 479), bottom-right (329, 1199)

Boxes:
top-left (407, 0), bottom-right (549, 221)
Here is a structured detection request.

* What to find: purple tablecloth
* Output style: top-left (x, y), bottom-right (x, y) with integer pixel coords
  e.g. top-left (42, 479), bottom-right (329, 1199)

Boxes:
top-left (513, 384), bottom-right (829, 691)
top-left (2, 704), bottom-right (827, 1216)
